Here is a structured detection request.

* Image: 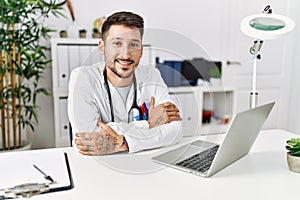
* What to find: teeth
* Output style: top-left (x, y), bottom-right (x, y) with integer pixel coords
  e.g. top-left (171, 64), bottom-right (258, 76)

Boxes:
top-left (119, 60), bottom-right (129, 64)
top-left (117, 59), bottom-right (133, 65)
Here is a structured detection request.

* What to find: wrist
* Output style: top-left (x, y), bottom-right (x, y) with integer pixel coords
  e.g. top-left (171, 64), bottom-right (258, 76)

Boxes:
top-left (120, 135), bottom-right (129, 152)
top-left (147, 119), bottom-right (152, 128)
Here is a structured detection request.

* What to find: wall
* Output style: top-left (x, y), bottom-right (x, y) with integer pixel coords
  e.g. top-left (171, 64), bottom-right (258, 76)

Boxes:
top-left (286, 0), bottom-right (300, 134)
top-left (31, 0), bottom-right (300, 149)
top-left (32, 0), bottom-right (230, 149)
top-left (47, 0), bottom-right (229, 59)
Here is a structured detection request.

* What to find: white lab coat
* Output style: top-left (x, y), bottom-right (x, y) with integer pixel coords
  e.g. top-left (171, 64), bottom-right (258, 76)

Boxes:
top-left (68, 62), bottom-right (182, 153)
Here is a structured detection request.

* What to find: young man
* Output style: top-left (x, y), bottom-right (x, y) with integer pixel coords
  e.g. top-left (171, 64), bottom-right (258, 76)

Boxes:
top-left (68, 11), bottom-right (182, 155)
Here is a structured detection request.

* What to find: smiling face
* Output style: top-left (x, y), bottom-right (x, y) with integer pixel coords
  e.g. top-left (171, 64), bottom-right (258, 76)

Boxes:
top-left (99, 25), bottom-right (143, 86)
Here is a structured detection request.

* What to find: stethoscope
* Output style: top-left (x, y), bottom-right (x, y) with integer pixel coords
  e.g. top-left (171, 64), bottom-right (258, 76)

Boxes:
top-left (103, 68), bottom-right (143, 122)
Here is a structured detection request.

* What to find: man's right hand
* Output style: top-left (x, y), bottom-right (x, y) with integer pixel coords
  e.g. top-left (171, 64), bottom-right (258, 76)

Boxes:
top-left (147, 96), bottom-right (181, 128)
top-left (74, 120), bottom-right (128, 156)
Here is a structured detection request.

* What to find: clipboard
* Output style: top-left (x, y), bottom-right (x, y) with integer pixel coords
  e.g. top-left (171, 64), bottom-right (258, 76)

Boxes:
top-left (46, 152), bottom-right (74, 193)
top-left (0, 149), bottom-right (74, 198)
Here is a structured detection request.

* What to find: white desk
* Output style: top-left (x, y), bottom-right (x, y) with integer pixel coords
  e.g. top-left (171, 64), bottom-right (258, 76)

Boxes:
top-left (3, 129), bottom-right (300, 200)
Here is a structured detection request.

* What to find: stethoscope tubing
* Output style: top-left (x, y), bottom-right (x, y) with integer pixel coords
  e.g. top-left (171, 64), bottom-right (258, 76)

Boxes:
top-left (103, 68), bottom-right (143, 122)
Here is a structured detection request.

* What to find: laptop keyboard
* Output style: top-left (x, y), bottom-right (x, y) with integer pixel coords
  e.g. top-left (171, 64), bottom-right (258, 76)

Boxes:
top-left (176, 145), bottom-right (220, 173)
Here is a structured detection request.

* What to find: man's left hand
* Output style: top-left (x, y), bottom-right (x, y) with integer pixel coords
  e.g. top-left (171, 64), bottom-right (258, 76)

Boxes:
top-left (148, 97), bottom-right (181, 128)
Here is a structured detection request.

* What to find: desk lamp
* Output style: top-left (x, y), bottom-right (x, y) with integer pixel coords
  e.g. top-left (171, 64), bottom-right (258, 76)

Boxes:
top-left (240, 5), bottom-right (295, 108)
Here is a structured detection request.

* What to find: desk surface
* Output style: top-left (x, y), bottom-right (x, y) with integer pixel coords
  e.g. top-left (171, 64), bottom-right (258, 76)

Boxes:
top-left (3, 129), bottom-right (300, 200)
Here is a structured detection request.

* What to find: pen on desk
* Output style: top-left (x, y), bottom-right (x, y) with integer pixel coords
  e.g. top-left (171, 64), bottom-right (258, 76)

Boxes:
top-left (33, 164), bottom-right (55, 183)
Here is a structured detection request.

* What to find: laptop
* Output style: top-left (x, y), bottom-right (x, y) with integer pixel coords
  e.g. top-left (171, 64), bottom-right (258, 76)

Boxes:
top-left (152, 102), bottom-right (275, 177)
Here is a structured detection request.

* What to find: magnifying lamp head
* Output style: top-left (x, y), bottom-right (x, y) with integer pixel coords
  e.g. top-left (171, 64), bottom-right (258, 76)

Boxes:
top-left (241, 13), bottom-right (295, 40)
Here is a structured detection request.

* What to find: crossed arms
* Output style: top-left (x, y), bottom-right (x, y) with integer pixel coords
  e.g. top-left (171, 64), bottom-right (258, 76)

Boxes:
top-left (75, 97), bottom-right (181, 155)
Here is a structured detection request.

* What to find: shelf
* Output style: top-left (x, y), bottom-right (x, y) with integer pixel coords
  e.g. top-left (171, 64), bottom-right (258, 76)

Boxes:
top-left (51, 38), bottom-right (100, 45)
top-left (169, 85), bottom-right (234, 93)
top-left (169, 86), bottom-right (234, 137)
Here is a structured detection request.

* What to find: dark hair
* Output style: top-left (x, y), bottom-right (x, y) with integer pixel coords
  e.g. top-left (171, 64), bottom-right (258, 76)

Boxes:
top-left (101, 11), bottom-right (144, 40)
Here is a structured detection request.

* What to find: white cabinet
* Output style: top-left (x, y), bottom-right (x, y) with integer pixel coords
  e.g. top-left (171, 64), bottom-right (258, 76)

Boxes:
top-left (169, 86), bottom-right (234, 136)
top-left (56, 45), bottom-right (69, 88)
top-left (170, 92), bottom-right (198, 135)
top-left (58, 97), bottom-right (69, 141)
top-left (51, 38), bottom-right (103, 147)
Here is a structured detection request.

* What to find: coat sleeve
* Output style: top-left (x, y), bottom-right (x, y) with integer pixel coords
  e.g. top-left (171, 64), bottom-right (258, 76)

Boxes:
top-left (68, 67), bottom-right (102, 134)
top-left (108, 121), bottom-right (182, 153)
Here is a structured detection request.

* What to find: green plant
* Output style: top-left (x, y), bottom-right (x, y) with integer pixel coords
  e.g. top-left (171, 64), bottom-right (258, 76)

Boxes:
top-left (286, 138), bottom-right (300, 156)
top-left (210, 66), bottom-right (221, 79)
top-left (79, 29), bottom-right (86, 33)
top-left (0, 0), bottom-right (63, 150)
top-left (92, 27), bottom-right (99, 33)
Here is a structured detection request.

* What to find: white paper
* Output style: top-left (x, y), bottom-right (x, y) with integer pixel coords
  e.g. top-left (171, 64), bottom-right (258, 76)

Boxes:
top-left (0, 149), bottom-right (71, 190)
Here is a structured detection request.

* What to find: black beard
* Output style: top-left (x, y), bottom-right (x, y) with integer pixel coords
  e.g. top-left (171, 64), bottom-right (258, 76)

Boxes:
top-left (108, 66), bottom-right (122, 78)
top-left (108, 66), bottom-right (135, 79)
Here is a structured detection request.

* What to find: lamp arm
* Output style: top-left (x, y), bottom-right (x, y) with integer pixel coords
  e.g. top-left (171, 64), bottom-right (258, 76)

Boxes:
top-left (251, 54), bottom-right (258, 109)
top-left (249, 40), bottom-right (263, 109)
